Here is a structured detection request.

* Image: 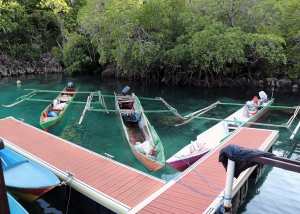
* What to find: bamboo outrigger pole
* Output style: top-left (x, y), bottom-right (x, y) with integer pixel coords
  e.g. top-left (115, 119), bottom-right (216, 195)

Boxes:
top-left (175, 102), bottom-right (219, 127)
top-left (2, 90), bottom-right (36, 107)
top-left (98, 90), bottom-right (109, 113)
top-left (158, 97), bottom-right (186, 120)
top-left (218, 102), bottom-right (299, 109)
top-left (192, 116), bottom-right (287, 128)
top-left (78, 93), bottom-right (94, 125)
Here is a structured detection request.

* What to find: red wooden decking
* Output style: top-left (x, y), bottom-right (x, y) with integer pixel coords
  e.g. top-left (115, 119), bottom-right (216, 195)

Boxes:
top-left (132, 127), bottom-right (278, 214)
top-left (0, 117), bottom-right (165, 213)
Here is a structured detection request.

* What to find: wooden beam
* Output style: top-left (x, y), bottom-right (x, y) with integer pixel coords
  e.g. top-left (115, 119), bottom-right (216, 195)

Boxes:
top-left (250, 156), bottom-right (300, 173)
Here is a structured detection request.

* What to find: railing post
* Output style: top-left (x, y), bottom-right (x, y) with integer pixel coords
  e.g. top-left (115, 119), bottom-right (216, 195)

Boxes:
top-left (223, 159), bottom-right (235, 213)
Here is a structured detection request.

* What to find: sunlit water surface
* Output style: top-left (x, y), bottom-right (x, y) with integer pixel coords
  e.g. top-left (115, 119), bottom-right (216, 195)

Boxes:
top-left (1, 74), bottom-right (300, 213)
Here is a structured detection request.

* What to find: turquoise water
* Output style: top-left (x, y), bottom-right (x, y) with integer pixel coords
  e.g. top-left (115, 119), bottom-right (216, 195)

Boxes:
top-left (1, 74), bottom-right (300, 213)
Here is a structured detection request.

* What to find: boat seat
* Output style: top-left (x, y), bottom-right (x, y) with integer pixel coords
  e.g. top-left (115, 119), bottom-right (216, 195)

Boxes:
top-left (59, 96), bottom-right (72, 102)
top-left (228, 123), bottom-right (238, 133)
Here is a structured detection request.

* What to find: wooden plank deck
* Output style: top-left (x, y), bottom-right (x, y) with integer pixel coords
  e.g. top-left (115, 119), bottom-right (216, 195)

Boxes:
top-left (131, 127), bottom-right (279, 214)
top-left (0, 117), bottom-right (166, 214)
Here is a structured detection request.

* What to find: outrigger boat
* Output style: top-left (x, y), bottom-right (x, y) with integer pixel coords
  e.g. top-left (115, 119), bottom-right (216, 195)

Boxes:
top-left (40, 82), bottom-right (78, 131)
top-left (2, 82), bottom-right (80, 131)
top-left (166, 91), bottom-right (274, 172)
top-left (78, 87), bottom-right (166, 172)
top-left (0, 141), bottom-right (60, 202)
top-left (114, 88), bottom-right (165, 172)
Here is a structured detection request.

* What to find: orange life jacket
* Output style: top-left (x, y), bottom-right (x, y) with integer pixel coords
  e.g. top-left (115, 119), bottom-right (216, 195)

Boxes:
top-left (253, 96), bottom-right (258, 104)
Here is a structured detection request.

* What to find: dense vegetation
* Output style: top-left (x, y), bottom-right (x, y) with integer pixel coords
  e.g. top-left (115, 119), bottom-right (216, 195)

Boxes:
top-left (1, 0), bottom-right (299, 86)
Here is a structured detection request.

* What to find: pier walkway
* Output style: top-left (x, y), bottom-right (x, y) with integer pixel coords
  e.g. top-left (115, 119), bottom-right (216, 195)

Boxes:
top-left (0, 117), bottom-right (165, 214)
top-left (0, 117), bottom-right (278, 213)
top-left (132, 127), bottom-right (278, 214)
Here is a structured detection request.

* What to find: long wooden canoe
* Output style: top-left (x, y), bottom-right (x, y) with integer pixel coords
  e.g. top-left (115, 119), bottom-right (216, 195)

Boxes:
top-left (115, 92), bottom-right (165, 172)
top-left (40, 87), bottom-right (78, 131)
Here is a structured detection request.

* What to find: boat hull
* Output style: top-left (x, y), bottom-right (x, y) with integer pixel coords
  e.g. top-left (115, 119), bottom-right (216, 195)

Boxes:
top-left (115, 92), bottom-right (165, 172)
top-left (1, 147), bottom-right (60, 202)
top-left (167, 98), bottom-right (274, 172)
top-left (166, 151), bottom-right (209, 172)
top-left (6, 186), bottom-right (56, 202)
top-left (7, 192), bottom-right (28, 214)
top-left (129, 144), bottom-right (163, 172)
top-left (40, 87), bottom-right (78, 131)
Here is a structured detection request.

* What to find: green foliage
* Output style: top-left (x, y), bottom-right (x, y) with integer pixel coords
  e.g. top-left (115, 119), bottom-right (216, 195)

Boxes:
top-left (38, 0), bottom-right (70, 14)
top-left (62, 33), bottom-right (92, 74)
top-left (0, 0), bottom-right (299, 81)
top-left (18, 43), bottom-right (41, 61)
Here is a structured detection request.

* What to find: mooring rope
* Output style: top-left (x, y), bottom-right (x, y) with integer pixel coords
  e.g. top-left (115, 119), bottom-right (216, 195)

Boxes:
top-left (165, 164), bottom-right (226, 199)
top-left (177, 158), bottom-right (224, 191)
top-left (66, 178), bottom-right (73, 214)
top-left (58, 171), bottom-right (75, 214)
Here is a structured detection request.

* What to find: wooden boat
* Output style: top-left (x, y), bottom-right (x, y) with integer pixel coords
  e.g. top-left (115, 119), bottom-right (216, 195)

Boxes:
top-left (40, 83), bottom-right (78, 131)
top-left (1, 146), bottom-right (60, 202)
top-left (7, 192), bottom-right (29, 214)
top-left (115, 91), bottom-right (165, 172)
top-left (166, 91), bottom-right (274, 172)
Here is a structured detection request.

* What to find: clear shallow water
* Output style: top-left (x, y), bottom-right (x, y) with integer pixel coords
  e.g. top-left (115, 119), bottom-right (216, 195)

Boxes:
top-left (1, 74), bottom-right (300, 213)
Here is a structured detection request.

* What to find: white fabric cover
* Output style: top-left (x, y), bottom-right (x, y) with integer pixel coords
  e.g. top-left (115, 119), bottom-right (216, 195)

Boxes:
top-left (52, 99), bottom-right (58, 106)
top-left (190, 141), bottom-right (203, 154)
top-left (54, 103), bottom-right (66, 110)
top-left (259, 91), bottom-right (268, 101)
top-left (135, 141), bottom-right (151, 154)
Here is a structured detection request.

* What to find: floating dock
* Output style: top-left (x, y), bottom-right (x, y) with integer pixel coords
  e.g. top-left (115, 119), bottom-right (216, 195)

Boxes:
top-left (131, 127), bottom-right (278, 214)
top-left (0, 117), bottom-right (165, 213)
top-left (0, 117), bottom-right (279, 213)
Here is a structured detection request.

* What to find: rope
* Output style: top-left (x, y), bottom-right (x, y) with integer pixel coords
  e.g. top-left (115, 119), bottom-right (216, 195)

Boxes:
top-left (60, 171), bottom-right (74, 214)
top-left (175, 158), bottom-right (223, 191)
top-left (165, 164), bottom-right (225, 199)
top-left (66, 178), bottom-right (73, 214)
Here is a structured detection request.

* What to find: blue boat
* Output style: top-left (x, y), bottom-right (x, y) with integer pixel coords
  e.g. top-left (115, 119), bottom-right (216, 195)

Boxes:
top-left (7, 192), bottom-right (29, 214)
top-left (1, 146), bottom-right (60, 202)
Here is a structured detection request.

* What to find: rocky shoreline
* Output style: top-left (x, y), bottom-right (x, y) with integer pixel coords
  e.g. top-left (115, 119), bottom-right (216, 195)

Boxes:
top-left (1, 54), bottom-right (299, 90)
top-left (0, 53), bottom-right (64, 77)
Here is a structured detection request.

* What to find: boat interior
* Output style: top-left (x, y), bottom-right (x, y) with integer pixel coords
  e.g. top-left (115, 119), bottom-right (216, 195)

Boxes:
top-left (117, 95), bottom-right (141, 124)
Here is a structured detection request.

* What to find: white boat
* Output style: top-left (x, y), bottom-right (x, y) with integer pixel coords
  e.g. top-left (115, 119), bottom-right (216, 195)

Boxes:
top-left (166, 91), bottom-right (274, 171)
